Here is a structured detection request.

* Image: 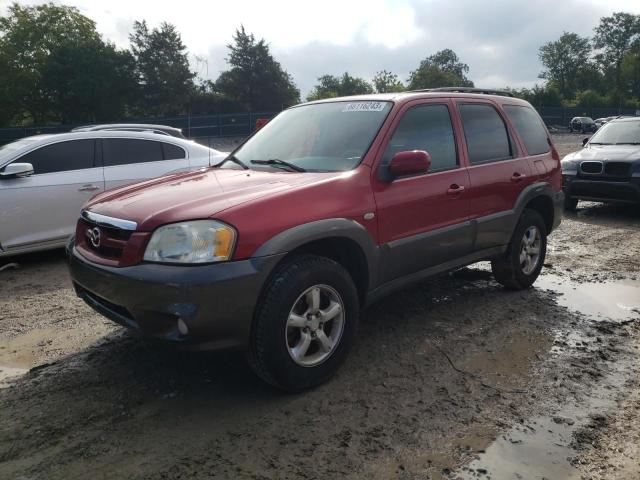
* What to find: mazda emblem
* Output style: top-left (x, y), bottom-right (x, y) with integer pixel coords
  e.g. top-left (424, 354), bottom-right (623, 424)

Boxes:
top-left (86, 226), bottom-right (101, 248)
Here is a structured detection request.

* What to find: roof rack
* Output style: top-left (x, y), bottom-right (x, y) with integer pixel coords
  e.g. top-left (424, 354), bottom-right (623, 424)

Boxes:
top-left (409, 87), bottom-right (514, 97)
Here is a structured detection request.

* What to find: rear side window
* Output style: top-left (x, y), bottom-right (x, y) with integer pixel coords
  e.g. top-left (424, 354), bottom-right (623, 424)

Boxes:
top-left (161, 142), bottom-right (186, 160)
top-left (383, 104), bottom-right (457, 171)
top-left (459, 104), bottom-right (512, 164)
top-left (18, 140), bottom-right (95, 174)
top-left (503, 105), bottom-right (550, 155)
top-left (103, 139), bottom-right (164, 167)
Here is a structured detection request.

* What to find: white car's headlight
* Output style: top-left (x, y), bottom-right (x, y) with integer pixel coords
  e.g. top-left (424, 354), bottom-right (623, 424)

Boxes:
top-left (143, 220), bottom-right (236, 264)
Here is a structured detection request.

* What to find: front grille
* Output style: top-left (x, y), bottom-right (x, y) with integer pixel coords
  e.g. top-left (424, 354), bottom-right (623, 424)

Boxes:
top-left (77, 218), bottom-right (133, 261)
top-left (580, 161), bottom-right (603, 174)
top-left (604, 162), bottom-right (631, 177)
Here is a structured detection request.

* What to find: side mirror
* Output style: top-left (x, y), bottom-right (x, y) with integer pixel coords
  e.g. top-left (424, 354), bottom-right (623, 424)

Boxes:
top-left (582, 137), bottom-right (589, 147)
top-left (386, 150), bottom-right (431, 181)
top-left (0, 162), bottom-right (34, 179)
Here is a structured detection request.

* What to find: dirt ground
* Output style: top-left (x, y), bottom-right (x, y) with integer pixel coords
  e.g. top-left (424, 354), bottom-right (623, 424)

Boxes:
top-left (1, 133), bottom-right (639, 479)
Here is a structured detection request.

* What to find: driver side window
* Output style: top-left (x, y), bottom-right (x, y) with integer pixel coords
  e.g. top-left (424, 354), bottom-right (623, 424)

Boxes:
top-left (383, 104), bottom-right (458, 172)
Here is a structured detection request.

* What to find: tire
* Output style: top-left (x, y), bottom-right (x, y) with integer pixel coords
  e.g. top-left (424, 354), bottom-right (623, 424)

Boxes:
top-left (491, 209), bottom-right (547, 290)
top-left (248, 254), bottom-right (359, 392)
top-left (564, 197), bottom-right (578, 211)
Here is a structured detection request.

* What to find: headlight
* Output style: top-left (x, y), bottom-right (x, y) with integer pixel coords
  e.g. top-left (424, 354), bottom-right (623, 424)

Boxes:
top-left (143, 220), bottom-right (236, 264)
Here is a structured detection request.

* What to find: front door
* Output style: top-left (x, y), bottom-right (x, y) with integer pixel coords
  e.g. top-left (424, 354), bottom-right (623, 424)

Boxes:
top-left (372, 100), bottom-right (472, 283)
top-left (0, 139), bottom-right (104, 252)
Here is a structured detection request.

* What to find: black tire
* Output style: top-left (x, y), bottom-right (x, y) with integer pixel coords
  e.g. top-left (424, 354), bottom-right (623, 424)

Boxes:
top-left (564, 197), bottom-right (578, 211)
top-left (248, 254), bottom-right (359, 392)
top-left (491, 209), bottom-right (547, 290)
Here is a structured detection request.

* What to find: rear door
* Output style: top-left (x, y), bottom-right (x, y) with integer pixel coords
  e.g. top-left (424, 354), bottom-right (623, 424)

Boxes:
top-left (102, 138), bottom-right (189, 190)
top-left (372, 99), bottom-right (472, 283)
top-left (0, 139), bottom-right (104, 252)
top-left (455, 100), bottom-right (534, 250)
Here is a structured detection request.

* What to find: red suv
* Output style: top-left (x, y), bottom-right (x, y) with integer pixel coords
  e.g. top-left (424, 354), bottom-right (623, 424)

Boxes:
top-left (68, 89), bottom-right (563, 391)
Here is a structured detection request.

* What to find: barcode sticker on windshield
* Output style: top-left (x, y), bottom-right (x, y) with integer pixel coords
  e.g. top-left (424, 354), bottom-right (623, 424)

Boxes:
top-left (342, 102), bottom-right (386, 112)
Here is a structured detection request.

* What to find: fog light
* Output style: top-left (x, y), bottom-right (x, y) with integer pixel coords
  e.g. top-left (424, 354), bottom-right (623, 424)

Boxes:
top-left (177, 318), bottom-right (189, 335)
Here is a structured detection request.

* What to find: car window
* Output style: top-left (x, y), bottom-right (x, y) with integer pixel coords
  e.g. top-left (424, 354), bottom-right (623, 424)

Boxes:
top-left (161, 142), bottom-right (186, 160)
top-left (16, 140), bottom-right (95, 174)
top-left (103, 139), bottom-right (164, 166)
top-left (382, 104), bottom-right (457, 171)
top-left (503, 105), bottom-right (550, 156)
top-left (459, 103), bottom-right (513, 164)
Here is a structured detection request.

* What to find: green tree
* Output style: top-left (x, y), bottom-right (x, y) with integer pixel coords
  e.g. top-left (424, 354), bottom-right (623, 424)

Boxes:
top-left (307, 73), bottom-right (374, 101)
top-left (215, 26), bottom-right (300, 111)
top-left (43, 42), bottom-right (137, 123)
top-left (593, 12), bottom-right (640, 97)
top-left (372, 70), bottom-right (405, 93)
top-left (407, 49), bottom-right (474, 90)
top-left (622, 39), bottom-right (640, 98)
top-left (509, 84), bottom-right (563, 107)
top-left (0, 2), bottom-right (101, 124)
top-left (538, 32), bottom-right (594, 99)
top-left (130, 20), bottom-right (195, 116)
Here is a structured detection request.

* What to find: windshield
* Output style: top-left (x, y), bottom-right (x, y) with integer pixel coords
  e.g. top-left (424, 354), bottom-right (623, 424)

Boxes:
top-left (233, 101), bottom-right (393, 172)
top-left (589, 120), bottom-right (640, 145)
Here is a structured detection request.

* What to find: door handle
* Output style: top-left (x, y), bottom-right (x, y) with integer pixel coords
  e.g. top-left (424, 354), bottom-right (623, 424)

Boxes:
top-left (446, 184), bottom-right (465, 195)
top-left (78, 184), bottom-right (100, 192)
top-left (511, 172), bottom-right (526, 182)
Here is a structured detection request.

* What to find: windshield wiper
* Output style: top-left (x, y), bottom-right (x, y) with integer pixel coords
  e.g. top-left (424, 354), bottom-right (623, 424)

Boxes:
top-left (251, 159), bottom-right (306, 172)
top-left (588, 142), bottom-right (611, 145)
top-left (614, 142), bottom-right (640, 145)
top-left (214, 154), bottom-right (249, 170)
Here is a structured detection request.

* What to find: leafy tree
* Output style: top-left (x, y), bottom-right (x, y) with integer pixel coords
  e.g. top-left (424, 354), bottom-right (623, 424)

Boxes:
top-left (307, 73), bottom-right (374, 101)
top-left (0, 2), bottom-right (102, 124)
top-left (130, 20), bottom-right (195, 116)
top-left (622, 39), bottom-right (640, 98)
top-left (215, 26), bottom-right (300, 111)
top-left (538, 32), bottom-right (595, 99)
top-left (593, 12), bottom-right (640, 97)
top-left (43, 42), bottom-right (137, 123)
top-left (372, 70), bottom-right (405, 93)
top-left (574, 89), bottom-right (609, 108)
top-left (407, 49), bottom-right (474, 90)
top-left (509, 84), bottom-right (563, 107)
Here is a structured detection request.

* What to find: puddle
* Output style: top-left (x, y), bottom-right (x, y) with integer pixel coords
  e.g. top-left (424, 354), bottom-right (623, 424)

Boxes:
top-left (453, 351), bottom-right (629, 480)
top-left (535, 274), bottom-right (640, 322)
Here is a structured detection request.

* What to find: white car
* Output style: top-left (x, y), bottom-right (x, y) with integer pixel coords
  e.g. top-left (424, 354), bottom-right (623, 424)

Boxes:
top-left (0, 130), bottom-right (226, 257)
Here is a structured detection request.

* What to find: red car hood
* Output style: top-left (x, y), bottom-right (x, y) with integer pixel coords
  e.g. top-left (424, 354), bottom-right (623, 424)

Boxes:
top-left (85, 167), bottom-right (341, 230)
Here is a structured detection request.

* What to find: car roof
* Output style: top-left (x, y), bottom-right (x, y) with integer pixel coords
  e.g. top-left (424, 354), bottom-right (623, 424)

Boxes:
top-left (301, 89), bottom-right (532, 107)
top-left (0, 130), bottom-right (215, 166)
top-left (72, 123), bottom-right (184, 137)
top-left (609, 116), bottom-right (640, 123)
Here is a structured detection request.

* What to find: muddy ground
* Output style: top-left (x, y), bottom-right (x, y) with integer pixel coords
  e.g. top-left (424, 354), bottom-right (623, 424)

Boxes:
top-left (1, 133), bottom-right (639, 479)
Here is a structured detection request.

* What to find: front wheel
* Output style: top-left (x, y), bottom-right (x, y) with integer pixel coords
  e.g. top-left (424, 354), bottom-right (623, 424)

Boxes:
top-left (248, 254), bottom-right (359, 392)
top-left (492, 209), bottom-right (547, 290)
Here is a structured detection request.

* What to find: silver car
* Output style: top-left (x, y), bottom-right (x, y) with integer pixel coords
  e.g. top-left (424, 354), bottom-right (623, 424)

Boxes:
top-left (0, 130), bottom-right (226, 257)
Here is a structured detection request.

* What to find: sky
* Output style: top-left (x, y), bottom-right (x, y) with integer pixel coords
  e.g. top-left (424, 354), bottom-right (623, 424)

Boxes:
top-left (4, 0), bottom-right (640, 96)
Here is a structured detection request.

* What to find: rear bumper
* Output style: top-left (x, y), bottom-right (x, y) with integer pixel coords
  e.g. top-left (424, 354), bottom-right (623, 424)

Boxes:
top-left (67, 241), bottom-right (284, 350)
top-left (563, 176), bottom-right (640, 204)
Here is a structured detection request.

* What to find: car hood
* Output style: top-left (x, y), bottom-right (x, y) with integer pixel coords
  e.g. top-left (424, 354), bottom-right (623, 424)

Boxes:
top-left (85, 167), bottom-right (343, 230)
top-left (563, 145), bottom-right (640, 163)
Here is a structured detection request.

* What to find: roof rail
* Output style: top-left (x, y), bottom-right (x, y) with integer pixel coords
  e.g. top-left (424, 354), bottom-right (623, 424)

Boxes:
top-left (409, 87), bottom-right (514, 97)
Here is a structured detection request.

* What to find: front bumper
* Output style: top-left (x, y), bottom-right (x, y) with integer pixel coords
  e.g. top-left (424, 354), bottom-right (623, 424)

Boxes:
top-left (563, 175), bottom-right (640, 204)
top-left (67, 242), bottom-right (285, 350)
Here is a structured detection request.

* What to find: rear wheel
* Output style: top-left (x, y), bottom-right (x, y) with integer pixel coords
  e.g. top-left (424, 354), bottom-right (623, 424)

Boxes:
top-left (492, 209), bottom-right (547, 290)
top-left (248, 254), bottom-right (359, 392)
